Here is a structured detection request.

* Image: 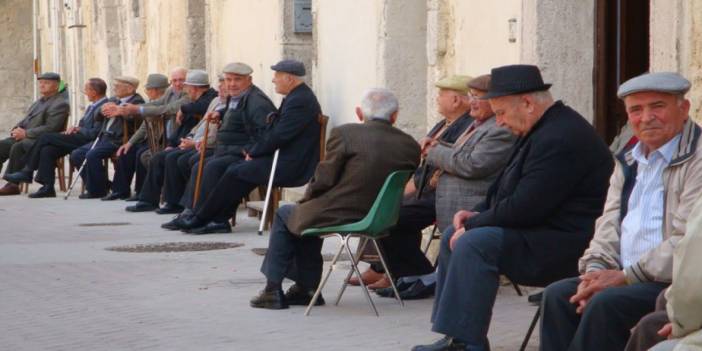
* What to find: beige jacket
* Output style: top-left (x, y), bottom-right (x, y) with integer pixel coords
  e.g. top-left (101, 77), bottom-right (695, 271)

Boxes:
top-left (579, 118), bottom-right (702, 284)
top-left (665, 196), bottom-right (702, 342)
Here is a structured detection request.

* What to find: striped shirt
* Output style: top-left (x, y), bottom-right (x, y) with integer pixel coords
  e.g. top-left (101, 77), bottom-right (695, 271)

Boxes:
top-left (620, 133), bottom-right (681, 268)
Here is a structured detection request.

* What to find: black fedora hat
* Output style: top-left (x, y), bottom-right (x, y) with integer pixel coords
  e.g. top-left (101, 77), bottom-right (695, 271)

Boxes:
top-left (482, 64), bottom-right (551, 99)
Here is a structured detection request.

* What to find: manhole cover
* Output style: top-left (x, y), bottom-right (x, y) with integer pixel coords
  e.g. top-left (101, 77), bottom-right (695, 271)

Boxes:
top-left (106, 242), bottom-right (244, 253)
top-left (79, 222), bottom-right (131, 227)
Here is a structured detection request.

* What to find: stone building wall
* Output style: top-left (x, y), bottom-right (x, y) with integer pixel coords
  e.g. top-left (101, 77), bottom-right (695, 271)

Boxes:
top-left (0, 0), bottom-right (34, 132)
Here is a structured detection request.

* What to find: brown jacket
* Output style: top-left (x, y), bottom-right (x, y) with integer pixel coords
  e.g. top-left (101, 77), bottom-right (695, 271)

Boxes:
top-left (286, 119), bottom-right (421, 235)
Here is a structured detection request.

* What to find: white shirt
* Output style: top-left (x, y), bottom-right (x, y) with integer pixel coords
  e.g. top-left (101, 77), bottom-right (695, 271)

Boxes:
top-left (620, 134), bottom-right (681, 268)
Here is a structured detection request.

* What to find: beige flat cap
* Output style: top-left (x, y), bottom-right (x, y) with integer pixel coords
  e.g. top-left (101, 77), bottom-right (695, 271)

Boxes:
top-left (223, 62), bottom-right (253, 75)
top-left (435, 75), bottom-right (473, 94)
top-left (114, 75), bottom-right (140, 88)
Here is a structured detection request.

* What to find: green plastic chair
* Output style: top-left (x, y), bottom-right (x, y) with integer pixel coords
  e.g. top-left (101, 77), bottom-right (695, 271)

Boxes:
top-left (301, 169), bottom-right (413, 316)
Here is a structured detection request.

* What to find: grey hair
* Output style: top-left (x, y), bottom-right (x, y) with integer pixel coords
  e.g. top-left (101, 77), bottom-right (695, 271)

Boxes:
top-left (360, 88), bottom-right (399, 121)
top-left (526, 90), bottom-right (553, 103)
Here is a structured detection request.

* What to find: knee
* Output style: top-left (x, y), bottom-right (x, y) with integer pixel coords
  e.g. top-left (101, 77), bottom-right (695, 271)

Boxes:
top-left (542, 278), bottom-right (578, 308)
top-left (450, 227), bottom-right (502, 259)
top-left (276, 204), bottom-right (295, 221)
top-left (585, 287), bottom-right (627, 315)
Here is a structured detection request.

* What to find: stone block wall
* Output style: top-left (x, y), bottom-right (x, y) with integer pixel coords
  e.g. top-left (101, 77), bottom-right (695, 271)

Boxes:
top-left (0, 0), bottom-right (34, 132)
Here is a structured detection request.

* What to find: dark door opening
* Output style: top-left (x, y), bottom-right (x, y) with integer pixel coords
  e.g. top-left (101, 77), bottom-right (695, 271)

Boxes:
top-left (594, 0), bottom-right (650, 144)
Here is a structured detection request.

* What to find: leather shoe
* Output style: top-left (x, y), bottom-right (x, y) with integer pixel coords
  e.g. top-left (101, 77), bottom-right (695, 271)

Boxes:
top-left (101, 192), bottom-right (129, 201)
top-left (375, 279), bottom-right (417, 298)
top-left (4, 170), bottom-right (32, 184)
top-left (400, 280), bottom-right (435, 300)
top-left (185, 220), bottom-right (231, 234)
top-left (411, 336), bottom-right (467, 351)
top-left (125, 201), bottom-right (158, 212)
top-left (125, 195), bottom-right (139, 202)
top-left (161, 214), bottom-right (193, 231)
top-left (0, 183), bottom-right (20, 196)
top-left (28, 185), bottom-right (56, 198)
top-left (348, 268), bottom-right (384, 286)
top-left (250, 289), bottom-right (289, 310)
top-left (284, 284), bottom-right (325, 306)
top-left (79, 192), bottom-right (104, 199)
top-left (156, 203), bottom-right (183, 215)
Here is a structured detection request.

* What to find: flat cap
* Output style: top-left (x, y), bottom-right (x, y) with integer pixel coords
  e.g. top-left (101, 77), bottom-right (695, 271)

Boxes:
top-left (270, 59), bottom-right (306, 76)
top-left (468, 74), bottom-right (491, 92)
top-left (114, 76), bottom-right (140, 89)
top-left (144, 73), bottom-right (169, 89)
top-left (184, 69), bottom-right (210, 86)
top-left (617, 72), bottom-right (691, 98)
top-left (37, 72), bottom-right (61, 81)
top-left (435, 75), bottom-right (473, 94)
top-left (223, 62), bottom-right (253, 76)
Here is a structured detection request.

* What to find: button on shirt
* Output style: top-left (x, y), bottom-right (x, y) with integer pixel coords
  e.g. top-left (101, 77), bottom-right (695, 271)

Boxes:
top-left (620, 133), bottom-right (681, 268)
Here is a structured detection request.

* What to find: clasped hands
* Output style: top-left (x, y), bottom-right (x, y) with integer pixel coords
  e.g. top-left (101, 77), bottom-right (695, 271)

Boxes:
top-left (9, 127), bottom-right (26, 141)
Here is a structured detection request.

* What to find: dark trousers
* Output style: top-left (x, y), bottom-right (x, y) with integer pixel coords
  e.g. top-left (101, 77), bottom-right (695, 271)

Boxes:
top-left (24, 132), bottom-right (90, 186)
top-left (139, 148), bottom-right (174, 205)
top-left (540, 276), bottom-right (667, 351)
top-left (113, 143), bottom-right (147, 196)
top-left (70, 139), bottom-right (118, 196)
top-left (260, 204), bottom-right (324, 289)
top-left (625, 309), bottom-right (669, 351)
top-left (372, 194), bottom-right (436, 278)
top-left (179, 153), bottom-right (242, 210)
top-left (431, 226), bottom-right (505, 350)
top-left (0, 137), bottom-right (33, 177)
top-left (162, 148), bottom-right (201, 205)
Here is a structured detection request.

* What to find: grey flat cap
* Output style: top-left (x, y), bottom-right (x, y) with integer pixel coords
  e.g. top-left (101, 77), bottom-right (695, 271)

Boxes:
top-left (184, 69), bottom-right (210, 86)
top-left (271, 59), bottom-right (306, 76)
top-left (37, 72), bottom-right (61, 81)
top-left (114, 76), bottom-right (140, 88)
top-left (217, 73), bottom-right (224, 82)
top-left (617, 72), bottom-right (691, 98)
top-left (223, 62), bottom-right (253, 75)
top-left (144, 73), bottom-right (169, 89)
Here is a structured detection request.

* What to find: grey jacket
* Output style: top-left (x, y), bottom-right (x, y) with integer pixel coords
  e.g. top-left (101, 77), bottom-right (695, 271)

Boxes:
top-left (427, 117), bottom-right (516, 231)
top-left (129, 87), bottom-right (189, 144)
top-left (15, 93), bottom-right (70, 140)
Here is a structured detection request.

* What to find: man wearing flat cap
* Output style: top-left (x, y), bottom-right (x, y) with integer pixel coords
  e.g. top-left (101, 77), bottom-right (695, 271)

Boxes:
top-left (0, 72), bottom-right (70, 195)
top-left (413, 65), bottom-right (614, 351)
top-left (101, 68), bottom-right (190, 201)
top-left (349, 75), bottom-right (475, 290)
top-left (158, 61), bottom-right (277, 225)
top-left (69, 76), bottom-right (144, 199)
top-left (126, 69), bottom-right (218, 213)
top-left (4, 78), bottom-right (109, 198)
top-left (540, 72), bottom-right (702, 351)
top-left (169, 59), bottom-right (322, 235)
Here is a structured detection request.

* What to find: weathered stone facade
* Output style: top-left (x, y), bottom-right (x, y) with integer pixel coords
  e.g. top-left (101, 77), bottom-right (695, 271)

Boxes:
top-left (0, 0), bottom-right (34, 132)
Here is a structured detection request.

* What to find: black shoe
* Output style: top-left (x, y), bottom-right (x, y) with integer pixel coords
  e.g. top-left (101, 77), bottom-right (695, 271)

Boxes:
top-left (399, 280), bottom-right (435, 300)
top-left (161, 214), bottom-right (190, 231)
top-left (411, 336), bottom-right (467, 351)
top-left (79, 192), bottom-right (104, 199)
top-left (185, 220), bottom-right (231, 234)
top-left (125, 201), bottom-right (158, 212)
top-left (101, 192), bottom-right (129, 201)
top-left (156, 203), bottom-right (184, 215)
top-left (4, 170), bottom-right (33, 184)
top-left (375, 278), bottom-right (417, 298)
top-left (28, 185), bottom-right (56, 198)
top-left (250, 289), bottom-right (289, 310)
top-left (125, 195), bottom-right (139, 202)
top-left (284, 284), bottom-right (325, 306)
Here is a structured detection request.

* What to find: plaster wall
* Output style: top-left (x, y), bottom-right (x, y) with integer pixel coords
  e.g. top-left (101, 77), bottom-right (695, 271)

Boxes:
top-left (0, 0), bottom-right (34, 132)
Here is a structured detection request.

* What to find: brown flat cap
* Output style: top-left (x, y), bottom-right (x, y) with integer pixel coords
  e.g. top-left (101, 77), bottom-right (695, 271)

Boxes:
top-left (468, 74), bottom-right (491, 92)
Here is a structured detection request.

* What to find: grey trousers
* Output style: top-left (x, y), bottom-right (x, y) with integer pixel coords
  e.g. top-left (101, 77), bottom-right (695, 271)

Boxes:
top-left (625, 291), bottom-right (669, 351)
top-left (0, 137), bottom-right (34, 177)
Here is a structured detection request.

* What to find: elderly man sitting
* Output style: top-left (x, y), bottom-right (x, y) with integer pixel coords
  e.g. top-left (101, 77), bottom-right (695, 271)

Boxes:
top-left (0, 72), bottom-right (70, 195)
top-left (412, 65), bottom-right (614, 351)
top-left (251, 88), bottom-right (420, 309)
top-left (539, 72), bottom-right (702, 351)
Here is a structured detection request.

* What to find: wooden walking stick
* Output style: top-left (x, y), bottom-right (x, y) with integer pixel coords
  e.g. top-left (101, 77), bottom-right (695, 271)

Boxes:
top-left (191, 119), bottom-right (210, 208)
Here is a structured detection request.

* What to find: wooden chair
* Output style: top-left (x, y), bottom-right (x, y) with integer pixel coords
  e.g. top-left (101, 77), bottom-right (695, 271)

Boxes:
top-left (245, 114), bottom-right (329, 231)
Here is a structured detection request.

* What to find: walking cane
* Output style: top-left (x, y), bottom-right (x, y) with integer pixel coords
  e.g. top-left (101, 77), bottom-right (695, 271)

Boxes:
top-left (258, 149), bottom-right (280, 235)
top-left (191, 119), bottom-right (210, 208)
top-left (64, 133), bottom-right (102, 200)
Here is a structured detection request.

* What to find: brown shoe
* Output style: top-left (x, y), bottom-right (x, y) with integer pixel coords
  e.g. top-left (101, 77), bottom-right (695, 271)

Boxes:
top-left (0, 183), bottom-right (20, 196)
top-left (348, 268), bottom-right (384, 286)
top-left (367, 275), bottom-right (391, 290)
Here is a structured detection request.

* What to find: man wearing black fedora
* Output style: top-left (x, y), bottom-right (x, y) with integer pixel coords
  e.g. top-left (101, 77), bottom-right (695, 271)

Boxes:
top-left (412, 65), bottom-right (614, 351)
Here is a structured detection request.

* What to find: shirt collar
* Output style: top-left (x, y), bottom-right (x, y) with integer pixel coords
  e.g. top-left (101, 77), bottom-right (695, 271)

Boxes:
top-left (119, 95), bottom-right (134, 104)
top-left (632, 133), bottom-right (681, 164)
